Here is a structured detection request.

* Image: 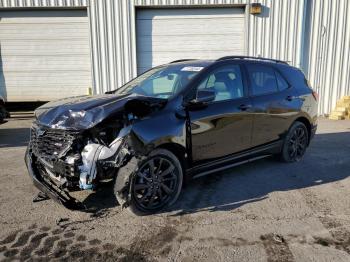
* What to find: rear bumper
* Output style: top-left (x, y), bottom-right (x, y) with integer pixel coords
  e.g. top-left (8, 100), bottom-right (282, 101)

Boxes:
top-left (25, 147), bottom-right (84, 210)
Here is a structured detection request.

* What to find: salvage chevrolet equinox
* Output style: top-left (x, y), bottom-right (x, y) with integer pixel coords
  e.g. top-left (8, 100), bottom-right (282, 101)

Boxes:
top-left (25, 56), bottom-right (318, 215)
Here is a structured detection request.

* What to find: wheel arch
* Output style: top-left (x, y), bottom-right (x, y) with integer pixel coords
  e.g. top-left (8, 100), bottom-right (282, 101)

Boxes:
top-left (156, 143), bottom-right (188, 173)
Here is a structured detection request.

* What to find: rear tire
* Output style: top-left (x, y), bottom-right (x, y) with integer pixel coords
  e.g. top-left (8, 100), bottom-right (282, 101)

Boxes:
top-left (280, 121), bottom-right (309, 162)
top-left (116, 148), bottom-right (183, 216)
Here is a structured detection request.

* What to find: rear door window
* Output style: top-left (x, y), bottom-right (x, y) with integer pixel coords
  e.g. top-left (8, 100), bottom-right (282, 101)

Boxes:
top-left (246, 64), bottom-right (278, 96)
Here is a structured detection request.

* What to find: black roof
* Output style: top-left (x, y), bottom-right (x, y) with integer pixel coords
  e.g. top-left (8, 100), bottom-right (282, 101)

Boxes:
top-left (217, 56), bottom-right (288, 64)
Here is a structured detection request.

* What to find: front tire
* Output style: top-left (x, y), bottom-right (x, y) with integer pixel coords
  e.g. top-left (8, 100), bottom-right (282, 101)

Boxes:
top-left (280, 121), bottom-right (309, 162)
top-left (0, 106), bottom-right (5, 122)
top-left (117, 149), bottom-right (183, 215)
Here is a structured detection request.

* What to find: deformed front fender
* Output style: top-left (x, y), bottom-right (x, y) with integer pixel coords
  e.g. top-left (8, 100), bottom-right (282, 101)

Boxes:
top-left (125, 102), bottom-right (188, 157)
top-left (114, 99), bottom-right (189, 207)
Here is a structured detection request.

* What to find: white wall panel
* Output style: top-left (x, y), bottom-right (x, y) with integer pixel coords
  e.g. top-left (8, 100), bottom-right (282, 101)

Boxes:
top-left (135, 0), bottom-right (246, 5)
top-left (247, 0), bottom-right (306, 69)
top-left (0, 10), bottom-right (91, 101)
top-left (0, 0), bottom-right (306, 99)
top-left (306, 0), bottom-right (350, 115)
top-left (88, 0), bottom-right (305, 95)
top-left (136, 8), bottom-right (245, 73)
top-left (88, 0), bottom-right (137, 94)
top-left (3, 0), bottom-right (347, 115)
top-left (0, 0), bottom-right (88, 8)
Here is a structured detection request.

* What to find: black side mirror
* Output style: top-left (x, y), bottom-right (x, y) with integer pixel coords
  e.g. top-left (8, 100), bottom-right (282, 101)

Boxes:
top-left (191, 89), bottom-right (216, 104)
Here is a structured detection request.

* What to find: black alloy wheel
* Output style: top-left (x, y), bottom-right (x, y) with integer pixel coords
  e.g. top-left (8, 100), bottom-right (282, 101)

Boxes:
top-left (281, 121), bottom-right (309, 162)
top-left (288, 126), bottom-right (308, 161)
top-left (130, 149), bottom-right (183, 214)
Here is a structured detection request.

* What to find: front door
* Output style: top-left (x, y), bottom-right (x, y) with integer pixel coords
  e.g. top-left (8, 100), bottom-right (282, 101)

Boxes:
top-left (187, 63), bottom-right (253, 163)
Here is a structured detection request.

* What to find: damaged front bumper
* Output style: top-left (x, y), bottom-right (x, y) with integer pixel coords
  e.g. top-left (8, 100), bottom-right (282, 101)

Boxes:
top-left (25, 147), bottom-right (85, 210)
top-left (25, 134), bottom-right (136, 210)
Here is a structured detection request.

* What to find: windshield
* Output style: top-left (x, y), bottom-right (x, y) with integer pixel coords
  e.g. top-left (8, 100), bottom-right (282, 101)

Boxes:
top-left (115, 64), bottom-right (205, 99)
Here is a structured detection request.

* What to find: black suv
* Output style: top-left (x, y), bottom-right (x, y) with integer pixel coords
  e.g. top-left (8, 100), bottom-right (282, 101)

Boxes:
top-left (25, 56), bottom-right (318, 215)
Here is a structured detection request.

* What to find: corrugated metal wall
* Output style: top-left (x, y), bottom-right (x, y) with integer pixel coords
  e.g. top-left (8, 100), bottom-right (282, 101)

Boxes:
top-left (305, 0), bottom-right (350, 115)
top-left (2, 0), bottom-right (348, 115)
top-left (247, 0), bottom-right (306, 69)
top-left (0, 0), bottom-right (306, 99)
top-left (88, 0), bottom-right (305, 95)
top-left (134, 0), bottom-right (306, 66)
top-left (88, 0), bottom-right (136, 94)
top-left (0, 0), bottom-right (88, 8)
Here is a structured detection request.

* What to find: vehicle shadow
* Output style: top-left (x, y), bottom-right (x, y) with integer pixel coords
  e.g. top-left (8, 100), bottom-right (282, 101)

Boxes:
top-left (167, 131), bottom-right (350, 215)
top-left (81, 181), bottom-right (118, 218)
top-left (0, 127), bottom-right (30, 148)
top-left (79, 131), bottom-right (350, 216)
top-left (3, 122), bottom-right (346, 216)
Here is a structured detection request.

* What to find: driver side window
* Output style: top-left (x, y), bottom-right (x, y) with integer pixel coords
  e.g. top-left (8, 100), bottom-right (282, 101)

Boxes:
top-left (197, 65), bottom-right (244, 102)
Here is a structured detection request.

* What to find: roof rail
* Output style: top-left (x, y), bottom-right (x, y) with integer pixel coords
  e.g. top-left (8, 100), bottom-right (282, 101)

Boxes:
top-left (170, 59), bottom-right (196, 63)
top-left (217, 56), bottom-right (288, 65)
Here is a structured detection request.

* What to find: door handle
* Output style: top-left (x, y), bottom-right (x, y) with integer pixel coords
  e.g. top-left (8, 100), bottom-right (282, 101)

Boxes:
top-left (286, 95), bottom-right (296, 101)
top-left (238, 104), bottom-right (252, 111)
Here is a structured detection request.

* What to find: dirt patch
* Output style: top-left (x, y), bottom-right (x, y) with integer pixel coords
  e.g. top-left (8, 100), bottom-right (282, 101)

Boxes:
top-left (198, 236), bottom-right (252, 247)
top-left (0, 231), bottom-right (19, 245)
top-left (35, 236), bottom-right (60, 256)
top-left (0, 224), bottom-right (149, 261)
top-left (89, 239), bottom-right (102, 245)
top-left (313, 230), bottom-right (350, 254)
top-left (300, 188), bottom-right (350, 255)
top-left (11, 230), bottom-right (35, 248)
top-left (260, 233), bottom-right (294, 262)
top-left (125, 224), bottom-right (178, 258)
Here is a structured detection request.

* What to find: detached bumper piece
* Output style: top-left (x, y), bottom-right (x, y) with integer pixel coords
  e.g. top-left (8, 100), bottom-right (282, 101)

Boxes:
top-left (25, 149), bottom-right (85, 210)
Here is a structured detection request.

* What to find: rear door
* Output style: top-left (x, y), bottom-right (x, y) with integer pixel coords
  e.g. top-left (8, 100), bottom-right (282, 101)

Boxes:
top-left (188, 63), bottom-right (253, 163)
top-left (245, 63), bottom-right (300, 147)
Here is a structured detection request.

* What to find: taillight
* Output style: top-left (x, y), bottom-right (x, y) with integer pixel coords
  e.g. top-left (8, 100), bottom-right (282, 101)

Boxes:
top-left (312, 90), bottom-right (318, 101)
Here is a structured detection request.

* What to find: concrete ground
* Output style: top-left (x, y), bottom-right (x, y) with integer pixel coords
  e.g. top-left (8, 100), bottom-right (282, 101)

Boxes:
top-left (0, 117), bottom-right (349, 261)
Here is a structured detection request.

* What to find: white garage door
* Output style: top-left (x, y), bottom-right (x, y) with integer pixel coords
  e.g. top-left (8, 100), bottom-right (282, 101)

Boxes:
top-left (0, 10), bottom-right (91, 102)
top-left (136, 8), bottom-right (246, 74)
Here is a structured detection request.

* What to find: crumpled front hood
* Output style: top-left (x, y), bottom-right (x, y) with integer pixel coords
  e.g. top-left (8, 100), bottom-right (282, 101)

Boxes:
top-left (35, 93), bottom-right (166, 130)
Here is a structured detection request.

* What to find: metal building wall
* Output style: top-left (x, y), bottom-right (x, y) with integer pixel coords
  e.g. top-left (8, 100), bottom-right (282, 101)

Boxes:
top-left (305, 0), bottom-right (350, 115)
top-left (88, 0), bottom-right (137, 94)
top-left (88, 0), bottom-right (305, 95)
top-left (247, 0), bottom-right (306, 69)
top-left (7, 0), bottom-right (346, 115)
top-left (0, 0), bottom-right (88, 8)
top-left (134, 0), bottom-right (306, 67)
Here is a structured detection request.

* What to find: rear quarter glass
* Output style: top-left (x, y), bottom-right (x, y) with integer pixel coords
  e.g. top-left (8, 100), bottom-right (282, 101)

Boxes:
top-left (277, 65), bottom-right (311, 93)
